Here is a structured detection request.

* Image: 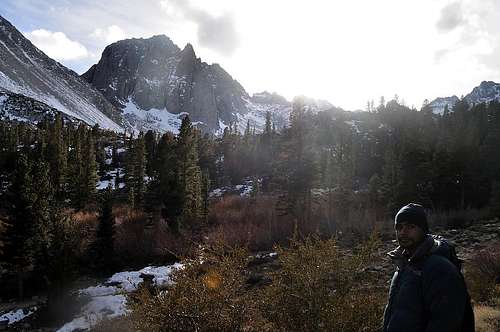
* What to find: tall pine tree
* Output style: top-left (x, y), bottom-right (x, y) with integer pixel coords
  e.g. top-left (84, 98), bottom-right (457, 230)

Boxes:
top-left (177, 116), bottom-right (202, 226)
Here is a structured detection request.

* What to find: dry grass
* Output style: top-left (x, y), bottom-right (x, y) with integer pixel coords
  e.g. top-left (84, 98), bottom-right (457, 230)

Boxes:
top-left (466, 244), bottom-right (500, 303)
top-left (207, 195), bottom-right (296, 251)
top-left (474, 305), bottom-right (500, 332)
top-left (69, 209), bottom-right (98, 257)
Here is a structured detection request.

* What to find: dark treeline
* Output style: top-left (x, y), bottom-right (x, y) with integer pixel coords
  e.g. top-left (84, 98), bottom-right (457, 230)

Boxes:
top-left (1, 96), bottom-right (500, 307)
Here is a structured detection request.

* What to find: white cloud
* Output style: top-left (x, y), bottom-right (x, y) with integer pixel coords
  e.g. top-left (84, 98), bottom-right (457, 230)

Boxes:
top-left (24, 29), bottom-right (89, 61)
top-left (90, 25), bottom-right (126, 44)
top-left (436, 2), bottom-right (466, 32)
top-left (160, 0), bottom-right (239, 56)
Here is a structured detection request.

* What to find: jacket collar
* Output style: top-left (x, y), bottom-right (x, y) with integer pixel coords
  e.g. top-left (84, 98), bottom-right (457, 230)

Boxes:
top-left (387, 235), bottom-right (437, 268)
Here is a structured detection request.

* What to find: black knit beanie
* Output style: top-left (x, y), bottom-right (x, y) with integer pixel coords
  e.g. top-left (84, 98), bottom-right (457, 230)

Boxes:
top-left (394, 203), bottom-right (428, 234)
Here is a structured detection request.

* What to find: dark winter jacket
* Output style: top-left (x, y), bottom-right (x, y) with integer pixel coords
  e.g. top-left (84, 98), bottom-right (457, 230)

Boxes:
top-left (383, 235), bottom-right (468, 332)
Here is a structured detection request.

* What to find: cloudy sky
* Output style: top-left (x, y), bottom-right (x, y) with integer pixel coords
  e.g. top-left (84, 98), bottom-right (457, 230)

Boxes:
top-left (1, 0), bottom-right (500, 110)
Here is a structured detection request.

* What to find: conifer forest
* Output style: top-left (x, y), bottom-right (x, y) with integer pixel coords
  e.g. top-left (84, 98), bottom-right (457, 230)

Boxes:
top-left (1, 97), bottom-right (500, 330)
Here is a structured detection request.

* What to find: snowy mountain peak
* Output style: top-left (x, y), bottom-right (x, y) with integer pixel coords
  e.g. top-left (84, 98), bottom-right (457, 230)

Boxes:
top-left (467, 81), bottom-right (500, 105)
top-left (428, 81), bottom-right (500, 115)
top-left (83, 35), bottom-right (250, 133)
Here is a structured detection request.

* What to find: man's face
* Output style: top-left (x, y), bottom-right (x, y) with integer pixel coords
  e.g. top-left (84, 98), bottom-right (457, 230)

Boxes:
top-left (395, 222), bottom-right (425, 250)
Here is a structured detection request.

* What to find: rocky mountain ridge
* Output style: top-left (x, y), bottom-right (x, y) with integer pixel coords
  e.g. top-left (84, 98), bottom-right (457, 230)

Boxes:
top-left (0, 15), bottom-right (122, 131)
top-left (82, 35), bottom-right (335, 134)
top-left (429, 81), bottom-right (500, 114)
top-left (82, 36), bottom-right (251, 133)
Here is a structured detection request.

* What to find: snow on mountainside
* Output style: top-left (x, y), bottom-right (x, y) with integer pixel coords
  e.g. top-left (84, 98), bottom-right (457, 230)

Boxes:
top-left (0, 88), bottom-right (79, 124)
top-left (427, 96), bottom-right (459, 115)
top-left (231, 92), bottom-right (336, 134)
top-left (428, 81), bottom-right (500, 114)
top-left (82, 37), bottom-right (249, 133)
top-left (0, 15), bottom-right (122, 131)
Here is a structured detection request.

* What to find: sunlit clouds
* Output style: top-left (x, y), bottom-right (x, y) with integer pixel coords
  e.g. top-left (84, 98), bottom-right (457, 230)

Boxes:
top-left (2, 0), bottom-right (500, 110)
top-left (24, 29), bottom-right (89, 61)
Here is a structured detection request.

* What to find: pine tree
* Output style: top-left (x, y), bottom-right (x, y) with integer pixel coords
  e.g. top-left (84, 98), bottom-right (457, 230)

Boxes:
top-left (31, 160), bottom-right (53, 273)
top-left (68, 124), bottom-right (85, 208)
top-left (43, 209), bottom-right (77, 318)
top-left (93, 185), bottom-right (115, 269)
top-left (134, 133), bottom-right (147, 205)
top-left (156, 132), bottom-right (182, 231)
top-left (201, 169), bottom-right (211, 223)
top-left (46, 114), bottom-right (67, 198)
top-left (82, 131), bottom-right (98, 206)
top-left (4, 153), bottom-right (35, 299)
top-left (276, 98), bottom-right (317, 230)
top-left (177, 116), bottom-right (202, 226)
top-left (144, 130), bottom-right (157, 178)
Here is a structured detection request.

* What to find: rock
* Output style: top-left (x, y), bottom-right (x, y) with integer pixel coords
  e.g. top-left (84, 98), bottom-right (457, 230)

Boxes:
top-left (82, 36), bottom-right (250, 133)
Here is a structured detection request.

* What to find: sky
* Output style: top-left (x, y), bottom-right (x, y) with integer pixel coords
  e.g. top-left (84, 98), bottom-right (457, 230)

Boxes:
top-left (1, 0), bottom-right (500, 111)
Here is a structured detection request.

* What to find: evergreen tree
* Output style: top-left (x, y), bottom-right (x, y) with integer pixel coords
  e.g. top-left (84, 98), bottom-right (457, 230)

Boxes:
top-left (276, 98), bottom-right (317, 229)
top-left (68, 124), bottom-right (86, 208)
top-left (31, 160), bottom-right (53, 273)
top-left (46, 114), bottom-right (67, 198)
top-left (156, 132), bottom-right (182, 231)
top-left (201, 169), bottom-right (211, 223)
top-left (144, 130), bottom-right (157, 177)
top-left (177, 116), bottom-right (202, 225)
top-left (134, 133), bottom-right (147, 206)
top-left (82, 131), bottom-right (98, 206)
top-left (37, 209), bottom-right (78, 319)
top-left (3, 153), bottom-right (35, 299)
top-left (93, 185), bottom-right (115, 269)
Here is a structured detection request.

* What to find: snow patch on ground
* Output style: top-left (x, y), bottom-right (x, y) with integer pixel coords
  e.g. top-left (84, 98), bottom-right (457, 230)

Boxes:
top-left (58, 263), bottom-right (183, 332)
top-left (56, 296), bottom-right (127, 332)
top-left (0, 307), bottom-right (37, 325)
top-left (209, 180), bottom-right (255, 198)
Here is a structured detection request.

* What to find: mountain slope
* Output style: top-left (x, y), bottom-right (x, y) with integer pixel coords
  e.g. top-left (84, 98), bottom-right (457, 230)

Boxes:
top-left (428, 81), bottom-right (500, 114)
top-left (0, 88), bottom-right (78, 124)
top-left (0, 15), bottom-right (122, 131)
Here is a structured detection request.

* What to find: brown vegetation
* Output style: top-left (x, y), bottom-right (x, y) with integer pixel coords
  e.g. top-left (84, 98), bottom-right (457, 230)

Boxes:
top-left (474, 305), bottom-right (500, 332)
top-left (206, 195), bottom-right (296, 251)
top-left (466, 244), bottom-right (500, 304)
top-left (126, 236), bottom-right (385, 332)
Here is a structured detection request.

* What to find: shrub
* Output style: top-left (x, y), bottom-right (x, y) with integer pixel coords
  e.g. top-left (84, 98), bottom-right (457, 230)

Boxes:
top-left (112, 205), bottom-right (194, 268)
top-left (128, 244), bottom-right (266, 332)
top-left (207, 195), bottom-right (296, 251)
top-left (70, 210), bottom-right (99, 258)
top-left (474, 305), bottom-right (500, 332)
top-left (259, 234), bottom-right (385, 332)
top-left (466, 245), bottom-right (500, 303)
top-left (127, 236), bottom-right (385, 332)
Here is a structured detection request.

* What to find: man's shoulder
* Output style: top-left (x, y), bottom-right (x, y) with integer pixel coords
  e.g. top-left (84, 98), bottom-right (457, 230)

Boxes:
top-left (420, 253), bottom-right (460, 277)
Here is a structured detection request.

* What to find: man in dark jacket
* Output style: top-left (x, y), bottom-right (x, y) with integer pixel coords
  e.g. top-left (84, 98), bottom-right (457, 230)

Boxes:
top-left (383, 203), bottom-right (473, 332)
